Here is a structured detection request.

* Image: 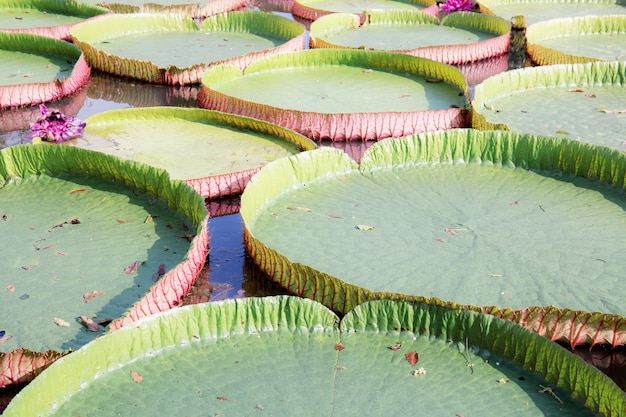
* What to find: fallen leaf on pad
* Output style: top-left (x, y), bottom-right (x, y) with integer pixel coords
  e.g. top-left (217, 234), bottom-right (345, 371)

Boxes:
top-left (54, 318), bottom-right (70, 327)
top-left (405, 351), bottom-right (419, 367)
top-left (83, 290), bottom-right (105, 303)
top-left (78, 316), bottom-right (101, 332)
top-left (124, 261), bottom-right (139, 274)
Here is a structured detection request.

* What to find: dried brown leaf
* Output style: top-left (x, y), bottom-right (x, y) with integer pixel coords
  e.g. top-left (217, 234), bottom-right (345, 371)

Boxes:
top-left (83, 290), bottom-right (105, 303)
top-left (124, 261), bottom-right (139, 274)
top-left (78, 316), bottom-right (101, 332)
top-left (130, 371), bottom-right (143, 383)
top-left (405, 351), bottom-right (419, 367)
top-left (53, 318), bottom-right (70, 327)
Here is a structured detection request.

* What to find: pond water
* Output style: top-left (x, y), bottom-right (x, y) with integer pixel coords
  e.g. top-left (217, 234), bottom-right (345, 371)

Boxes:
top-left (0, 0), bottom-right (624, 409)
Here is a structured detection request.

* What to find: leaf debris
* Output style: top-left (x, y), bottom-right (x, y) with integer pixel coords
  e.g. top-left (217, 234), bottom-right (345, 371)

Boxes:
top-left (405, 351), bottom-right (419, 367)
top-left (78, 315), bottom-right (101, 332)
top-left (83, 290), bottom-right (105, 303)
top-left (130, 371), bottom-right (143, 383)
top-left (54, 317), bottom-right (70, 327)
top-left (356, 224), bottom-right (375, 231)
top-left (124, 261), bottom-right (139, 274)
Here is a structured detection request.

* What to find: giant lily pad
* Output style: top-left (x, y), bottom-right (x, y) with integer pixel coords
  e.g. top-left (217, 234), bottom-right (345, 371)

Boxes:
top-left (71, 107), bottom-right (317, 198)
top-left (472, 60), bottom-right (626, 149)
top-left (69, 11), bottom-right (306, 85)
top-left (241, 129), bottom-right (626, 347)
top-left (293, 0), bottom-right (439, 21)
top-left (199, 49), bottom-right (470, 141)
top-left (310, 10), bottom-right (510, 64)
top-left (0, 144), bottom-right (209, 387)
top-left (76, 0), bottom-right (245, 18)
top-left (479, 0), bottom-right (626, 26)
top-left (526, 15), bottom-right (626, 65)
top-left (0, 0), bottom-right (109, 40)
top-left (3, 296), bottom-right (624, 416)
top-left (0, 32), bottom-right (90, 109)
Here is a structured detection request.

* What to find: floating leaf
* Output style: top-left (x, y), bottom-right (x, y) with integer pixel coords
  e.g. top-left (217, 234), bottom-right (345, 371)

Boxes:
top-left (356, 224), bottom-right (375, 231)
top-left (130, 371), bottom-right (143, 383)
top-left (0, 333), bottom-right (12, 344)
top-left (444, 228), bottom-right (456, 236)
top-left (555, 130), bottom-right (570, 135)
top-left (601, 109), bottom-right (626, 114)
top-left (144, 215), bottom-right (153, 224)
top-left (405, 351), bottom-right (419, 367)
top-left (388, 343), bottom-right (402, 351)
top-left (78, 316), bottom-right (101, 332)
top-left (83, 290), bottom-right (105, 303)
top-left (6, 285), bottom-right (14, 292)
top-left (53, 318), bottom-right (70, 327)
top-left (217, 396), bottom-right (229, 401)
top-left (334, 342), bottom-right (345, 351)
top-left (69, 189), bottom-right (86, 194)
top-left (124, 261), bottom-right (139, 274)
top-left (287, 206), bottom-right (311, 212)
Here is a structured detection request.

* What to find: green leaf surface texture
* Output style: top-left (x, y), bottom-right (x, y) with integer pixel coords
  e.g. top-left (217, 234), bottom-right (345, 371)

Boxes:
top-left (478, 0), bottom-right (626, 25)
top-left (4, 297), bottom-right (624, 416)
top-left (242, 129), bottom-right (626, 317)
top-left (311, 10), bottom-right (508, 49)
top-left (75, 0), bottom-right (245, 18)
top-left (295, 0), bottom-right (433, 14)
top-left (526, 15), bottom-right (626, 64)
top-left (69, 11), bottom-right (304, 82)
top-left (472, 61), bottom-right (626, 149)
top-left (0, 32), bottom-right (81, 85)
top-left (203, 48), bottom-right (468, 113)
top-left (0, 0), bottom-right (108, 29)
top-left (0, 145), bottom-right (207, 352)
top-left (80, 107), bottom-right (315, 180)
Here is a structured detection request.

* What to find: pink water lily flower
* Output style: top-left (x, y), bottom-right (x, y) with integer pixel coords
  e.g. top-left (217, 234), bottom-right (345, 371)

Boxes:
top-left (439, 0), bottom-right (475, 14)
top-left (28, 105), bottom-right (86, 142)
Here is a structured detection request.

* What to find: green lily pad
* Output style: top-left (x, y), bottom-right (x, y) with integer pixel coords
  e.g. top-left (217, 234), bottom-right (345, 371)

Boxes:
top-left (0, 0), bottom-right (109, 40)
top-left (0, 144), bottom-right (208, 360)
top-left (310, 10), bottom-right (510, 64)
top-left (0, 32), bottom-right (90, 109)
top-left (526, 15), bottom-right (626, 65)
top-left (71, 107), bottom-right (317, 198)
top-left (472, 61), bottom-right (626, 149)
top-left (76, 0), bottom-right (245, 18)
top-left (241, 129), bottom-right (626, 347)
top-left (199, 48), bottom-right (470, 140)
top-left (3, 297), bottom-right (624, 416)
top-left (478, 0), bottom-right (626, 26)
top-left (69, 11), bottom-right (306, 85)
top-left (293, 0), bottom-right (438, 21)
